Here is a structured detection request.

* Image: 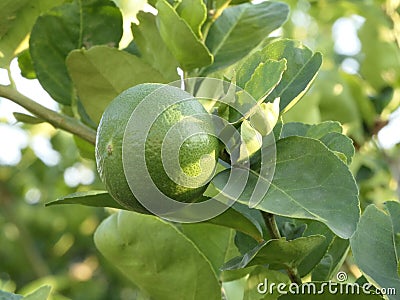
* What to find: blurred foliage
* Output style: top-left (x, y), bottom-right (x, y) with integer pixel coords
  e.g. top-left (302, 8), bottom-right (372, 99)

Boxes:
top-left (0, 0), bottom-right (399, 299)
top-left (0, 126), bottom-right (140, 299)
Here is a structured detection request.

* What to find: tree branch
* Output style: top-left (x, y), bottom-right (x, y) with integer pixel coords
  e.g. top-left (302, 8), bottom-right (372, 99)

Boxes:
top-left (0, 84), bottom-right (97, 145)
top-left (262, 212), bottom-right (303, 285)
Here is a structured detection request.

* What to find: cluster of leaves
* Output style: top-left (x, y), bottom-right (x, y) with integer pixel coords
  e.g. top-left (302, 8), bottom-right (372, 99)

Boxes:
top-left (0, 0), bottom-right (399, 299)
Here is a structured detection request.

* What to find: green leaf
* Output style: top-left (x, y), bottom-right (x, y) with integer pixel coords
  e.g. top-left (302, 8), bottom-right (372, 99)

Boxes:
top-left (0, 0), bottom-right (29, 37)
top-left (17, 50), bottom-right (36, 79)
top-left (131, 12), bottom-right (179, 81)
top-left (181, 223), bottom-right (240, 276)
top-left (94, 211), bottom-right (222, 300)
top-left (205, 205), bottom-right (264, 242)
top-left (320, 132), bottom-right (354, 165)
top-left (13, 112), bottom-right (44, 125)
top-left (176, 0), bottom-right (207, 38)
top-left (46, 190), bottom-right (124, 209)
top-left (350, 203), bottom-right (400, 299)
top-left (222, 235), bottom-right (325, 270)
top-left (359, 11), bottom-right (400, 90)
top-left (66, 46), bottom-right (166, 124)
top-left (73, 136), bottom-right (95, 160)
top-left (297, 221), bottom-right (336, 277)
top-left (0, 285), bottom-right (51, 300)
top-left (156, 0), bottom-right (213, 70)
top-left (0, 0), bottom-right (63, 68)
top-left (263, 39), bottom-right (322, 112)
top-left (203, 1), bottom-right (289, 73)
top-left (212, 136), bottom-right (360, 239)
top-left (280, 122), bottom-right (355, 165)
top-left (279, 283), bottom-right (384, 299)
top-left (280, 121), bottom-right (342, 139)
top-left (311, 236), bottom-right (349, 281)
top-left (29, 0), bottom-right (123, 105)
top-left (244, 267), bottom-right (290, 300)
top-left (240, 59), bottom-right (287, 102)
top-left (0, 290), bottom-right (23, 300)
top-left (24, 285), bottom-right (51, 300)
top-left (386, 201), bottom-right (400, 257)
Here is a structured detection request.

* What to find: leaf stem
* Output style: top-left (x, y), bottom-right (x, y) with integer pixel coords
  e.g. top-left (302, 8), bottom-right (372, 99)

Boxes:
top-left (6, 66), bottom-right (16, 89)
top-left (262, 211), bottom-right (302, 285)
top-left (0, 84), bottom-right (97, 145)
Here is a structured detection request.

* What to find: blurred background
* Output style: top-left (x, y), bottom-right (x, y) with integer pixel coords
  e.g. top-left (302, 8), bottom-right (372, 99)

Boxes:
top-left (0, 0), bottom-right (399, 299)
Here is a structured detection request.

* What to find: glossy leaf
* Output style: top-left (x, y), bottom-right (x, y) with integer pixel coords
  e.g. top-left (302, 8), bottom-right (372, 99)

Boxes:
top-left (211, 136), bottom-right (360, 239)
top-left (350, 203), bottom-right (400, 300)
top-left (204, 1), bottom-right (289, 73)
top-left (94, 211), bottom-right (222, 300)
top-left (263, 39), bottom-right (322, 112)
top-left (131, 12), bottom-right (179, 81)
top-left (46, 190), bottom-right (124, 209)
top-left (0, 0), bottom-right (63, 68)
top-left (66, 46), bottom-right (165, 123)
top-left (222, 235), bottom-right (325, 270)
top-left (156, 0), bottom-right (213, 70)
top-left (29, 0), bottom-right (123, 105)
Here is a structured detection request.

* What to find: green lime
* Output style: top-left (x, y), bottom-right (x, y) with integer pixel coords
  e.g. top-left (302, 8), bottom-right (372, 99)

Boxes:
top-left (95, 83), bottom-right (219, 212)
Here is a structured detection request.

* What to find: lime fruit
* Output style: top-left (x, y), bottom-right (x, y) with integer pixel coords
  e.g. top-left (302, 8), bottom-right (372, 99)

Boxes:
top-left (95, 83), bottom-right (219, 212)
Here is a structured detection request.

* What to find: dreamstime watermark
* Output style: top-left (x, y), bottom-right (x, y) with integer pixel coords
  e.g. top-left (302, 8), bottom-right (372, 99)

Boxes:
top-left (257, 272), bottom-right (397, 296)
top-left (122, 77), bottom-right (277, 223)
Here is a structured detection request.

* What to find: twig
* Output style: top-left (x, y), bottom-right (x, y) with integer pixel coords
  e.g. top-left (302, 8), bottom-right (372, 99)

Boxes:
top-left (262, 211), bottom-right (303, 285)
top-left (0, 84), bottom-right (97, 145)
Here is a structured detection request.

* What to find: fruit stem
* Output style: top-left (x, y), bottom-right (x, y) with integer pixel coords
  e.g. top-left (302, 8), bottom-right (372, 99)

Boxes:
top-left (262, 211), bottom-right (302, 285)
top-left (0, 84), bottom-right (97, 145)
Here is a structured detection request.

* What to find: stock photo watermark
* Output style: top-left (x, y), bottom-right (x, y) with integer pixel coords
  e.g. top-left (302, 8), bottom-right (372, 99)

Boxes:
top-left (257, 272), bottom-right (396, 296)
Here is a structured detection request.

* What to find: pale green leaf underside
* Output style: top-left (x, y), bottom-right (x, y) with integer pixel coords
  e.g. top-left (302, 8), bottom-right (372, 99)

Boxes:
top-left (156, 0), bottom-right (213, 70)
top-left (181, 223), bottom-right (240, 276)
top-left (176, 0), bottom-right (207, 38)
top-left (94, 211), bottom-right (221, 300)
top-left (66, 46), bottom-right (166, 124)
top-left (132, 12), bottom-right (179, 81)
